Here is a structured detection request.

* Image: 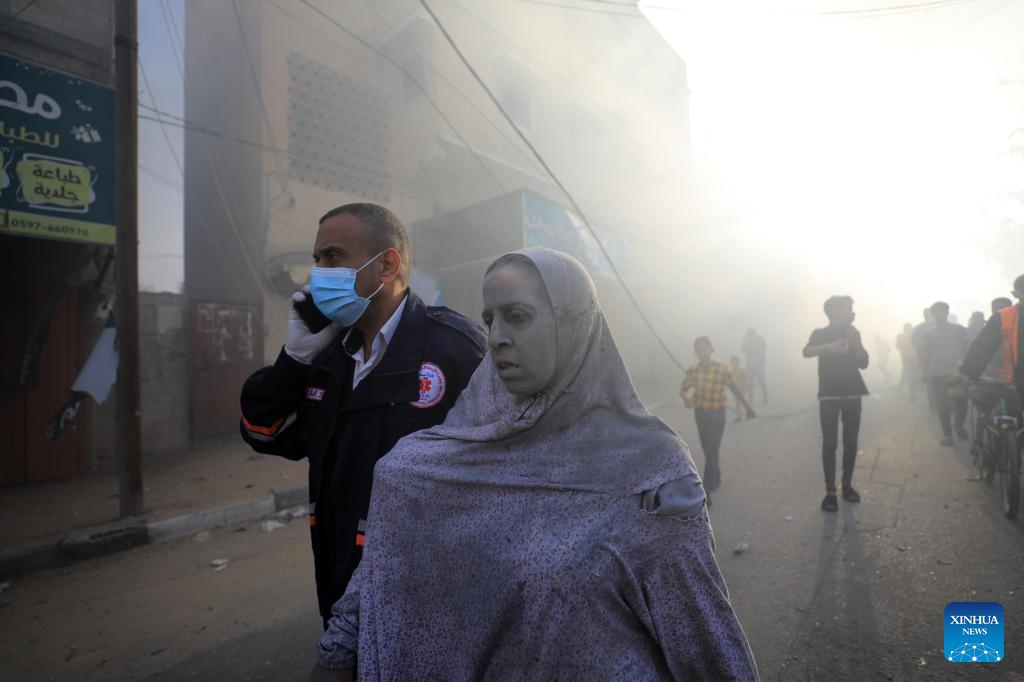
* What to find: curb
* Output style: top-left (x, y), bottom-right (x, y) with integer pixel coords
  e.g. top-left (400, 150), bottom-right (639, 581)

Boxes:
top-left (0, 485), bottom-right (308, 580)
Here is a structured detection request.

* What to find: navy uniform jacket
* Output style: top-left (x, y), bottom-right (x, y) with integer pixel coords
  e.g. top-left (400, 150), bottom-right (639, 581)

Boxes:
top-left (240, 291), bottom-right (486, 620)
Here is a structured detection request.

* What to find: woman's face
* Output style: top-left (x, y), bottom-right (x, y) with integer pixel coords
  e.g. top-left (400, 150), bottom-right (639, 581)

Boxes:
top-left (482, 263), bottom-right (558, 396)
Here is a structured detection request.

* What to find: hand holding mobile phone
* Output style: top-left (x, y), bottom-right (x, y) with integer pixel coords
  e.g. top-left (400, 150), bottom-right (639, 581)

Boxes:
top-left (293, 293), bottom-right (332, 333)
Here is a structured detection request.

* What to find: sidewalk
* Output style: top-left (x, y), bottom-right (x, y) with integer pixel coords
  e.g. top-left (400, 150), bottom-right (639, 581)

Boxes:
top-left (0, 439), bottom-right (308, 579)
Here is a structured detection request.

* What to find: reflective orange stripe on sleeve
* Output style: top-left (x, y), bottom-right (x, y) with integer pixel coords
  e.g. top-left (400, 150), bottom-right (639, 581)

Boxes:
top-left (241, 414), bottom-right (286, 437)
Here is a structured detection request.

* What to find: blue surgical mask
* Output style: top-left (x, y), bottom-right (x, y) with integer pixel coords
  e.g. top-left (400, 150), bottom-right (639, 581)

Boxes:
top-left (308, 251), bottom-right (386, 327)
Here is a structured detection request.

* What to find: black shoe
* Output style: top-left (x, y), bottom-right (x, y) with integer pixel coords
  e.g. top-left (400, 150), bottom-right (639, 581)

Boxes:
top-left (956, 427), bottom-right (969, 441)
top-left (842, 486), bottom-right (861, 503)
top-left (821, 493), bottom-right (838, 512)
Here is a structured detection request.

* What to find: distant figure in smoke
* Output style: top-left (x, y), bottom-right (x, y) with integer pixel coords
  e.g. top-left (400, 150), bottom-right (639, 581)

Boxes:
top-left (803, 295), bottom-right (869, 513)
top-left (912, 308), bottom-right (937, 413)
top-left (895, 323), bottom-right (919, 401)
top-left (680, 337), bottom-right (757, 497)
top-left (741, 328), bottom-right (768, 405)
top-left (966, 310), bottom-right (986, 345)
top-left (729, 355), bottom-right (749, 422)
top-left (873, 333), bottom-right (891, 383)
top-left (919, 301), bottom-right (968, 446)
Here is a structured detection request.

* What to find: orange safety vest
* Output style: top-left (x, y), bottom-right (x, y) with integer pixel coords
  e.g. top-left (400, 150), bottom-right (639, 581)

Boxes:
top-left (998, 303), bottom-right (1021, 382)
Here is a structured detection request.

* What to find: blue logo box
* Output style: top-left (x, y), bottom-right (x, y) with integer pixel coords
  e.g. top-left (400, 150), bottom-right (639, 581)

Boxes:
top-left (945, 602), bottom-right (1003, 663)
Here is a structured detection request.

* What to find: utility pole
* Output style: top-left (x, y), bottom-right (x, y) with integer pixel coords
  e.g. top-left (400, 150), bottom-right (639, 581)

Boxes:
top-left (114, 0), bottom-right (143, 518)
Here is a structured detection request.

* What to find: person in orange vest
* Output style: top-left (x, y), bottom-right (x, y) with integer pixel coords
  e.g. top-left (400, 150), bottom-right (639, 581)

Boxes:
top-left (961, 274), bottom-right (1024, 388)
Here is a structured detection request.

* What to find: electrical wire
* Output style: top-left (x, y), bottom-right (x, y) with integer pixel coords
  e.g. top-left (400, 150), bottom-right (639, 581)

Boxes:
top-left (513, 0), bottom-right (645, 16)
top-left (165, 0), bottom-right (268, 295)
top-left (0, 0), bottom-right (38, 32)
top-left (274, 0), bottom-right (652, 193)
top-left (137, 55), bottom-right (251, 298)
top-left (292, 0), bottom-right (507, 193)
top-left (514, 0), bottom-right (981, 19)
top-left (360, 0), bottom-right (549, 179)
top-left (153, 4), bottom-right (273, 299)
top-left (139, 162), bottom-right (184, 191)
top-left (190, 0), bottom-right (417, 202)
top-left (140, 250), bottom-right (185, 259)
top-left (572, 0), bottom-right (977, 15)
top-left (137, 104), bottom-right (435, 204)
top-left (268, 0), bottom-right (541, 182)
top-left (421, 0), bottom-right (689, 372)
top-left (918, 0), bottom-right (1012, 44)
top-left (229, 0), bottom-right (293, 202)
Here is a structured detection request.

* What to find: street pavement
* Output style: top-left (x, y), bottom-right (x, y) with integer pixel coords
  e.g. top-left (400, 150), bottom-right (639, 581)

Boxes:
top-left (2, 385), bottom-right (1023, 681)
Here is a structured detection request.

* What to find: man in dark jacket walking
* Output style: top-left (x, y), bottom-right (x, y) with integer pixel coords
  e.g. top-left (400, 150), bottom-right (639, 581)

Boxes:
top-left (803, 295), bottom-right (870, 512)
top-left (240, 204), bottom-right (485, 625)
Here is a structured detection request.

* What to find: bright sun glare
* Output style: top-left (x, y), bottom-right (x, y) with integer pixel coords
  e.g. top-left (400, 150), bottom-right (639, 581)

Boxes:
top-left (643, 0), bottom-right (1023, 321)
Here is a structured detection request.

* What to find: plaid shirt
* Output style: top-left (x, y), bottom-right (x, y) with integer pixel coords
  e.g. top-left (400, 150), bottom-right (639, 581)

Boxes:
top-left (681, 361), bottom-right (738, 410)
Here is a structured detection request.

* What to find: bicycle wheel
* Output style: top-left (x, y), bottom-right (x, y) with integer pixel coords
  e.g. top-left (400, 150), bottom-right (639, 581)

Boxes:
top-left (978, 425), bottom-right (995, 483)
top-left (977, 414), bottom-right (996, 484)
top-left (999, 430), bottom-right (1020, 519)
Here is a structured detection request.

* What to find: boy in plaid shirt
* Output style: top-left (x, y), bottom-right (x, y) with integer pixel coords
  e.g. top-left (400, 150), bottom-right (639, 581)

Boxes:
top-left (680, 336), bottom-right (757, 494)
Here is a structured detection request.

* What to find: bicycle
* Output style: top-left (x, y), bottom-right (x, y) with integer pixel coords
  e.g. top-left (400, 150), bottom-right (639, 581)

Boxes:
top-left (967, 382), bottom-right (1023, 519)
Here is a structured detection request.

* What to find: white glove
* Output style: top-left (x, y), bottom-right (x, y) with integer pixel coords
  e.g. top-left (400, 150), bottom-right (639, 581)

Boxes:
top-left (285, 288), bottom-right (341, 365)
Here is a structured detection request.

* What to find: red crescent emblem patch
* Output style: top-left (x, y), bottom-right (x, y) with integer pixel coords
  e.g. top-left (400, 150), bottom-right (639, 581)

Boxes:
top-left (411, 362), bottom-right (446, 409)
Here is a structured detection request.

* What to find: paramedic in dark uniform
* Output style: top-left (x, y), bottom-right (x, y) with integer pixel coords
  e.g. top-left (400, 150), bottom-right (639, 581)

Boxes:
top-left (240, 203), bottom-right (485, 625)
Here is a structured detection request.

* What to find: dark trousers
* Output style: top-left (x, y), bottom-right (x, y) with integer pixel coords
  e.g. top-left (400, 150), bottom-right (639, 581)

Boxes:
top-left (819, 397), bottom-right (861, 492)
top-left (928, 376), bottom-right (967, 437)
top-left (694, 408), bottom-right (727, 490)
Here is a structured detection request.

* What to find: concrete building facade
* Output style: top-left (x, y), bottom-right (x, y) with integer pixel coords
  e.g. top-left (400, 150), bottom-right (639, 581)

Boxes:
top-left (183, 0), bottom-right (693, 434)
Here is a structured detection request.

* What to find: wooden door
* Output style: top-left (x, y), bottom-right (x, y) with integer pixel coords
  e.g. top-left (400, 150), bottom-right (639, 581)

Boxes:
top-left (0, 238), bottom-right (86, 485)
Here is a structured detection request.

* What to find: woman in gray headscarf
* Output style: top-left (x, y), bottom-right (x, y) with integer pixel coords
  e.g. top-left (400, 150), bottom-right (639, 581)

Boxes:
top-left (312, 248), bottom-right (758, 681)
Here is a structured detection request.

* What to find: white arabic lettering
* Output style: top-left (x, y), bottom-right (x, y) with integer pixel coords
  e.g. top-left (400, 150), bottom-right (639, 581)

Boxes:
top-left (0, 80), bottom-right (62, 120)
top-left (0, 121), bottom-right (61, 148)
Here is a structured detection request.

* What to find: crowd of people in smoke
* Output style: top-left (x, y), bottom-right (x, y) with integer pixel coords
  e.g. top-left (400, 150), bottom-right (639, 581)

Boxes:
top-left (893, 283), bottom-right (1022, 448)
top-left (677, 276), bottom-right (1024, 517)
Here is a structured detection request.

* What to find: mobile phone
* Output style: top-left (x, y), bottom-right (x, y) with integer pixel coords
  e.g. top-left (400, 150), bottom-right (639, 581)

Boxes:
top-left (293, 294), bottom-right (332, 333)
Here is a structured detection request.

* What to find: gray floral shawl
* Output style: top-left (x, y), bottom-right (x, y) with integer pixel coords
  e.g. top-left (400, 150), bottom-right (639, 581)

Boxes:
top-left (318, 248), bottom-right (758, 681)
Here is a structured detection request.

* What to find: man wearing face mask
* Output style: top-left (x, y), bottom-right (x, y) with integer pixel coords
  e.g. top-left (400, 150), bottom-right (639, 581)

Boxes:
top-left (240, 203), bottom-right (486, 626)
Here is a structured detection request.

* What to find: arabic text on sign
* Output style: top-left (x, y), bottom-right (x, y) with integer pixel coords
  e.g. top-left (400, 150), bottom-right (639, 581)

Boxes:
top-left (15, 158), bottom-right (92, 210)
top-left (0, 80), bottom-right (62, 120)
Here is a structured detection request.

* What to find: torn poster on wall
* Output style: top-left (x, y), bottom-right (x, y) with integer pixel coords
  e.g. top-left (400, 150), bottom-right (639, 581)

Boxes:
top-left (46, 307), bottom-right (117, 442)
